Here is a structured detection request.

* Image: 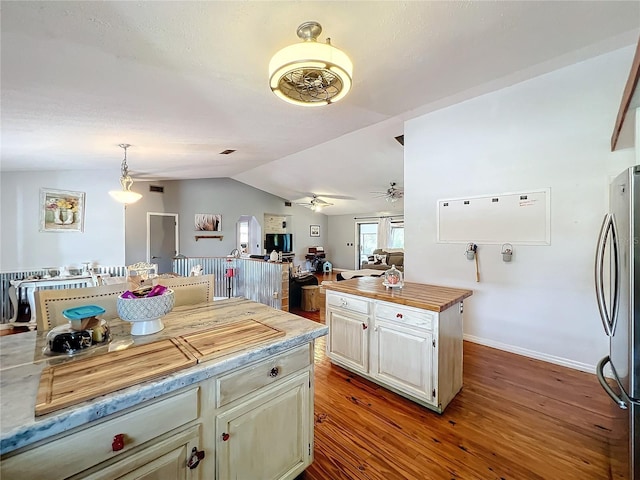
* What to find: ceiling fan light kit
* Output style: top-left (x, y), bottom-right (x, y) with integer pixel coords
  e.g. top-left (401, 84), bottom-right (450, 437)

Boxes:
top-left (109, 143), bottom-right (143, 205)
top-left (297, 194), bottom-right (333, 212)
top-left (269, 21), bottom-right (353, 107)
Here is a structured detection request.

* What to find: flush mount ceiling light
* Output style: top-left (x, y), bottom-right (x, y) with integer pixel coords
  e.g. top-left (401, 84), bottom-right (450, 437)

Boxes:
top-left (109, 143), bottom-right (142, 204)
top-left (269, 21), bottom-right (353, 107)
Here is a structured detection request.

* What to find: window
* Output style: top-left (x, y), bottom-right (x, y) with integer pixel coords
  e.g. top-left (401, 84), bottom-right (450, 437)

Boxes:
top-left (389, 222), bottom-right (404, 249)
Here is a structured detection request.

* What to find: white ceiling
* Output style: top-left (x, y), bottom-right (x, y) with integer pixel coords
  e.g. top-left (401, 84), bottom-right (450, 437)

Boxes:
top-left (2, 1), bottom-right (638, 215)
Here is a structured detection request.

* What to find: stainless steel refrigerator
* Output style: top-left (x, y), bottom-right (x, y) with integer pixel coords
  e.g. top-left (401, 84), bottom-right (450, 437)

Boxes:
top-left (596, 164), bottom-right (639, 480)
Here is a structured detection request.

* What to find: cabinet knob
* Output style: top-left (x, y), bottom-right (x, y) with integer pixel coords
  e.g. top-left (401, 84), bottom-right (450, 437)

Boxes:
top-left (269, 367), bottom-right (280, 377)
top-left (112, 433), bottom-right (125, 452)
top-left (187, 447), bottom-right (205, 469)
top-left (362, 323), bottom-right (368, 330)
top-left (222, 432), bottom-right (230, 441)
top-left (396, 313), bottom-right (403, 318)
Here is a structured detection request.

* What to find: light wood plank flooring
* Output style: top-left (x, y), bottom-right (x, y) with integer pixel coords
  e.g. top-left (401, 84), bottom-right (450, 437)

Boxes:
top-left (292, 274), bottom-right (619, 479)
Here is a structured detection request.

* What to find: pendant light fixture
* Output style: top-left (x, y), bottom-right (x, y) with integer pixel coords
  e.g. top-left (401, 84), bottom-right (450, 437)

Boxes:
top-left (109, 143), bottom-right (142, 204)
top-left (269, 21), bottom-right (353, 107)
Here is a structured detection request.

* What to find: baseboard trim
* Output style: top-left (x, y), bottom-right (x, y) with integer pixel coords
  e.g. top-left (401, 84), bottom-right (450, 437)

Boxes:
top-left (463, 334), bottom-right (596, 374)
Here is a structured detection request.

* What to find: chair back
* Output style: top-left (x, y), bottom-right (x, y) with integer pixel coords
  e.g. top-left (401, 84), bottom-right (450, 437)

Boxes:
top-left (153, 274), bottom-right (215, 307)
top-left (35, 283), bottom-right (129, 331)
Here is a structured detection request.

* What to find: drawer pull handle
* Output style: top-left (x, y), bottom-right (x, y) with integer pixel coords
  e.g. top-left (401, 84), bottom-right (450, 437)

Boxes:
top-left (112, 433), bottom-right (125, 452)
top-left (187, 446), bottom-right (206, 469)
top-left (341, 300), bottom-right (348, 306)
top-left (222, 432), bottom-right (230, 441)
top-left (269, 367), bottom-right (280, 377)
top-left (362, 323), bottom-right (368, 330)
top-left (396, 313), bottom-right (403, 318)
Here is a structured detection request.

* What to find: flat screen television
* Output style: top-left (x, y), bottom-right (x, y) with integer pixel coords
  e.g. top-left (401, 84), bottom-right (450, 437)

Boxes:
top-left (265, 233), bottom-right (293, 253)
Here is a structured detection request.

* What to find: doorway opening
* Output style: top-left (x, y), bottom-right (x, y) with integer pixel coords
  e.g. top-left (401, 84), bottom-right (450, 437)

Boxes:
top-left (357, 222), bottom-right (378, 269)
top-left (147, 213), bottom-right (179, 274)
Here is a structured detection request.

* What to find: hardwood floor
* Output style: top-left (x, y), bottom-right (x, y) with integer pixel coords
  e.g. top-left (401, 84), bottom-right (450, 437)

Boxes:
top-left (292, 273), bottom-right (619, 480)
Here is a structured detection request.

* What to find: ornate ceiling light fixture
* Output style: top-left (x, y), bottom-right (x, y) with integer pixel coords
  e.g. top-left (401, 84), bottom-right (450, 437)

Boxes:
top-left (108, 143), bottom-right (142, 204)
top-left (268, 21), bottom-right (353, 107)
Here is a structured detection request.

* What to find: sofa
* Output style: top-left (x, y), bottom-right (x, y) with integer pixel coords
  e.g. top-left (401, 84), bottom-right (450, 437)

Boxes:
top-left (362, 248), bottom-right (404, 271)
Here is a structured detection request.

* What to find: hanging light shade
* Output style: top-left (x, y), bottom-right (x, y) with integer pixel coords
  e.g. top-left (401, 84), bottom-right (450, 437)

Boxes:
top-left (269, 21), bottom-right (353, 107)
top-left (109, 143), bottom-right (142, 204)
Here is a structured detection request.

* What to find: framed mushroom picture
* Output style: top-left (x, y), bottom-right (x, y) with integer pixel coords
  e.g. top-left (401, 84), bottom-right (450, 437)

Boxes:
top-left (40, 188), bottom-right (86, 233)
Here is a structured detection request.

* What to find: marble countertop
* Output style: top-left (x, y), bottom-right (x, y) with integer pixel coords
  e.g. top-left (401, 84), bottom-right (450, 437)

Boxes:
top-left (0, 297), bottom-right (328, 455)
top-left (324, 277), bottom-right (473, 312)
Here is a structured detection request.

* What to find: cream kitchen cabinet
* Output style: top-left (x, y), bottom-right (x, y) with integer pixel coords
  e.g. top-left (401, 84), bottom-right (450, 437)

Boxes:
top-left (325, 283), bottom-right (468, 413)
top-left (326, 291), bottom-right (370, 374)
top-left (214, 343), bottom-right (313, 480)
top-left (1, 388), bottom-right (203, 480)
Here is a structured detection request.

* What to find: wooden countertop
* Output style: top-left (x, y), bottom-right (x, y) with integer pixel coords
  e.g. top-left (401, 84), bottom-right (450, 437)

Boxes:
top-left (324, 277), bottom-right (472, 312)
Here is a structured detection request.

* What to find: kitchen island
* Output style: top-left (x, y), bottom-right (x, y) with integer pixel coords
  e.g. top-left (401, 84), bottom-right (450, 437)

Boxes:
top-left (0, 297), bottom-right (327, 479)
top-left (324, 277), bottom-right (472, 413)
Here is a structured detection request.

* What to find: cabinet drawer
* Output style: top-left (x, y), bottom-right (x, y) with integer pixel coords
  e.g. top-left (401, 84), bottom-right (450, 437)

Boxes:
top-left (375, 302), bottom-right (435, 330)
top-left (327, 292), bottom-right (370, 315)
top-left (1, 388), bottom-right (199, 480)
top-left (216, 344), bottom-right (311, 407)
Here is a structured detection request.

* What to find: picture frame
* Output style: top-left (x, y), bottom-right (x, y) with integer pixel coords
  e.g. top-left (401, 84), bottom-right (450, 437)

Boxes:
top-left (195, 213), bottom-right (222, 232)
top-left (310, 225), bottom-right (320, 237)
top-left (40, 188), bottom-right (86, 233)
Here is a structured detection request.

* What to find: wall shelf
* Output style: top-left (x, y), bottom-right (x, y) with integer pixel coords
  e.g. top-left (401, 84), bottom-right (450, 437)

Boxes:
top-left (195, 235), bottom-right (223, 241)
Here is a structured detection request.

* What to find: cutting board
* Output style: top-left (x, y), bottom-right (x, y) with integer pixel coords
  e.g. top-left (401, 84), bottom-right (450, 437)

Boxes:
top-left (35, 339), bottom-right (196, 416)
top-left (176, 319), bottom-right (285, 363)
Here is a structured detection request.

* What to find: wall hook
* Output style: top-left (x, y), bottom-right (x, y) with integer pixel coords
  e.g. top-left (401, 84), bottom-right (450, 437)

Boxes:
top-left (501, 243), bottom-right (513, 262)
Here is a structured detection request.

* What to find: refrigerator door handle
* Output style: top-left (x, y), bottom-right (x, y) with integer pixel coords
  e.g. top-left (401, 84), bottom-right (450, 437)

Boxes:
top-left (596, 356), bottom-right (627, 409)
top-left (594, 214), bottom-right (620, 336)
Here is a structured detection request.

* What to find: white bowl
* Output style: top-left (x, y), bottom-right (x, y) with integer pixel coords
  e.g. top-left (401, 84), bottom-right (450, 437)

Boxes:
top-left (117, 290), bottom-right (175, 335)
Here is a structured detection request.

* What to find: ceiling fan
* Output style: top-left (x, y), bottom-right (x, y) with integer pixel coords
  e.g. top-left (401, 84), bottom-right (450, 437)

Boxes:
top-left (296, 194), bottom-right (334, 212)
top-left (371, 182), bottom-right (404, 203)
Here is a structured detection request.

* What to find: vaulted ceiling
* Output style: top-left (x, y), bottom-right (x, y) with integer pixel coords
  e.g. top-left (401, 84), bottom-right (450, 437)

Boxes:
top-left (2, 1), bottom-right (638, 214)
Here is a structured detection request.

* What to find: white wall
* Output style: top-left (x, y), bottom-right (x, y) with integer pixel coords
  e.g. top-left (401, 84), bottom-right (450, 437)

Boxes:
top-left (0, 170), bottom-right (126, 271)
top-left (404, 46), bottom-right (637, 372)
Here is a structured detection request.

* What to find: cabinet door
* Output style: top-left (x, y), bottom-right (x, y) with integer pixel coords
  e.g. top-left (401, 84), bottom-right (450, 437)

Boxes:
top-left (216, 371), bottom-right (311, 480)
top-left (326, 307), bottom-right (369, 373)
top-left (76, 425), bottom-right (202, 480)
top-left (372, 319), bottom-right (434, 403)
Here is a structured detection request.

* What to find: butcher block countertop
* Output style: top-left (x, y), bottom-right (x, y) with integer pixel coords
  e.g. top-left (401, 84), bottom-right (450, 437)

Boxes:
top-left (0, 297), bottom-right (327, 455)
top-left (324, 277), bottom-right (473, 312)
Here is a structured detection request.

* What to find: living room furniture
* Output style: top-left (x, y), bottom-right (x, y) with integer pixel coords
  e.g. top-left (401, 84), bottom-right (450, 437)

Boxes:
top-left (9, 275), bottom-right (98, 328)
top-left (362, 248), bottom-right (404, 271)
top-left (289, 274), bottom-right (318, 309)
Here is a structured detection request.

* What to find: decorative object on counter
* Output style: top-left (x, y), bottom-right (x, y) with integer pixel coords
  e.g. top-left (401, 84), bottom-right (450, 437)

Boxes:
top-left (126, 261), bottom-right (158, 288)
top-left (43, 305), bottom-right (111, 356)
top-left (269, 250), bottom-right (279, 262)
top-left (501, 243), bottom-right (513, 262)
top-left (40, 188), bottom-right (85, 232)
top-left (195, 213), bottom-right (221, 232)
top-left (383, 264), bottom-right (404, 289)
top-left (117, 288), bottom-right (175, 335)
top-left (269, 21), bottom-right (352, 107)
top-left (190, 264), bottom-right (203, 276)
top-left (108, 143), bottom-right (142, 204)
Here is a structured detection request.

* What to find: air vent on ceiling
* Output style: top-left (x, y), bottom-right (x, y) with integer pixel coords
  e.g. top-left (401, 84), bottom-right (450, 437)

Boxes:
top-left (149, 185), bottom-right (164, 193)
top-left (284, 201), bottom-right (292, 207)
top-left (220, 149), bottom-right (236, 155)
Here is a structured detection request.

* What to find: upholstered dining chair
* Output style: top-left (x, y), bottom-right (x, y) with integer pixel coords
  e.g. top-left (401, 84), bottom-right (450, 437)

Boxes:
top-left (35, 283), bottom-right (129, 331)
top-left (152, 274), bottom-right (215, 307)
